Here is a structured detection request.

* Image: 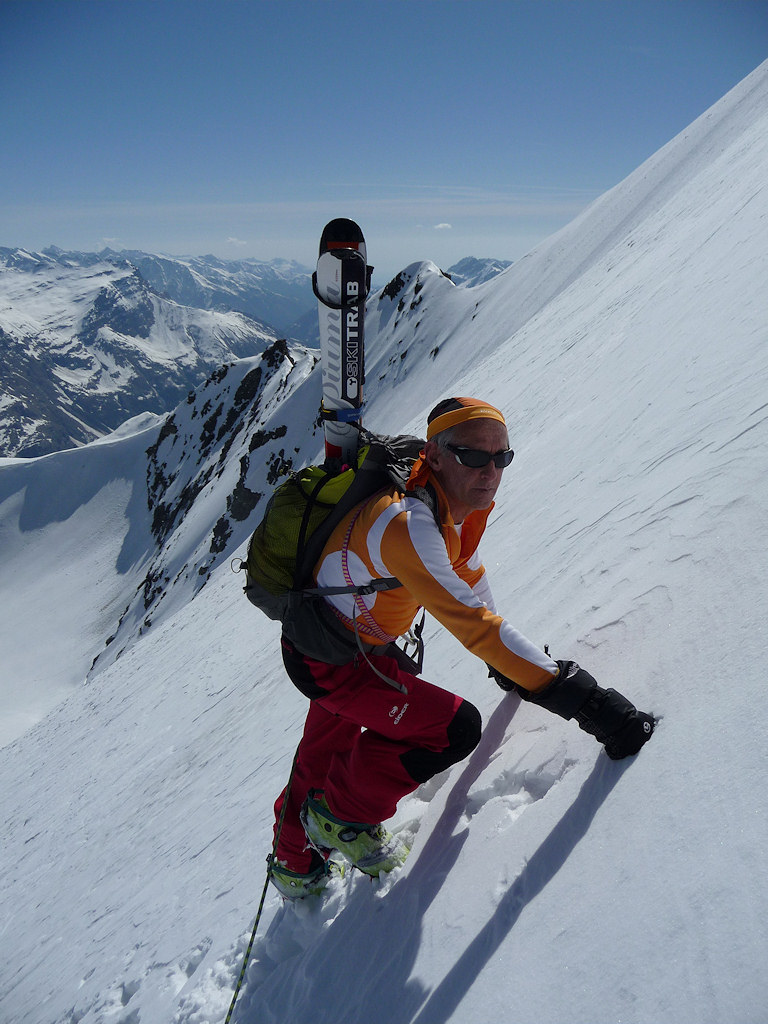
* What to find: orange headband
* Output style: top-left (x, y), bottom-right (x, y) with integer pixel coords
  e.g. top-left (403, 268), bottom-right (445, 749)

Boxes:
top-left (426, 398), bottom-right (507, 440)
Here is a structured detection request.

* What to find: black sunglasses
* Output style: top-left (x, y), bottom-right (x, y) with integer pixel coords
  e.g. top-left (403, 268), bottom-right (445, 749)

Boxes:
top-left (446, 443), bottom-right (515, 469)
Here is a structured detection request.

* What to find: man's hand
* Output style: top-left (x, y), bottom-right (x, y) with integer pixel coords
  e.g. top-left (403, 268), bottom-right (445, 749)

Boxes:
top-left (574, 684), bottom-right (655, 759)
top-left (490, 659), bottom-right (654, 759)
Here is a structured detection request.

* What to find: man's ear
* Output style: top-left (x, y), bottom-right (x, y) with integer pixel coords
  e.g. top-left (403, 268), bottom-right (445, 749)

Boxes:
top-left (424, 440), bottom-right (443, 471)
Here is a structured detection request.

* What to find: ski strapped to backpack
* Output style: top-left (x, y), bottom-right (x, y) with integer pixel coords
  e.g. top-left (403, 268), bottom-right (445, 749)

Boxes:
top-left (313, 218), bottom-right (373, 463)
top-left (239, 429), bottom-right (436, 672)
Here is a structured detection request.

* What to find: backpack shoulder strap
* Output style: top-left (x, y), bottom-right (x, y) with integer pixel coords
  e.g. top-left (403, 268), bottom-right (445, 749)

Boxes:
top-left (406, 480), bottom-right (442, 530)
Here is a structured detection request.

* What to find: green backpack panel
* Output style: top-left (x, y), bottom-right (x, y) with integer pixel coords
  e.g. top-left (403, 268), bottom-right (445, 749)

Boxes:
top-left (242, 431), bottom-right (427, 662)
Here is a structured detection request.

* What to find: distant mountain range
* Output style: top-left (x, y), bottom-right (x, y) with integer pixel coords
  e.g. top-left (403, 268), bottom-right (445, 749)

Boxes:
top-left (101, 248), bottom-right (314, 334)
top-left (0, 248), bottom-right (287, 457)
top-left (444, 255), bottom-right (512, 286)
top-left (0, 246), bottom-right (511, 457)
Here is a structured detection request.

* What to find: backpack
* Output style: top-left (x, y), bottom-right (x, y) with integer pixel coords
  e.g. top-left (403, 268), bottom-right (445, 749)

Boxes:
top-left (240, 430), bottom-right (432, 665)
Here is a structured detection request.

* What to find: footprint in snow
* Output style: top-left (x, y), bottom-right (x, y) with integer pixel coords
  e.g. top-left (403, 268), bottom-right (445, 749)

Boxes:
top-left (463, 756), bottom-right (577, 825)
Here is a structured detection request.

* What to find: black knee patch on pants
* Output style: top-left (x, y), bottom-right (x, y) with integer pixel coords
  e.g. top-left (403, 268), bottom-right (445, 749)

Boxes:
top-left (400, 699), bottom-right (482, 784)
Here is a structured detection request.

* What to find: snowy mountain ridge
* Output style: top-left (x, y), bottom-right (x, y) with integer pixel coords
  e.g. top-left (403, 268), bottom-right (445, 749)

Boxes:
top-left (445, 255), bottom-right (513, 286)
top-left (0, 248), bottom-right (514, 456)
top-left (100, 248), bottom-right (314, 334)
top-left (0, 332), bottom-right (321, 741)
top-left (1, 59), bottom-right (767, 1024)
top-left (96, 336), bottom-right (321, 675)
top-left (0, 249), bottom-right (281, 457)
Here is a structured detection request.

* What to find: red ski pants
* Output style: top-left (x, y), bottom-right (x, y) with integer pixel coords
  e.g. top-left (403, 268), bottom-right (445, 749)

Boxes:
top-left (273, 638), bottom-right (482, 872)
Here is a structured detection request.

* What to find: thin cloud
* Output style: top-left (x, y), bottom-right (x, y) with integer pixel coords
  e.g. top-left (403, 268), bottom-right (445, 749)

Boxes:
top-left (434, 223), bottom-right (452, 230)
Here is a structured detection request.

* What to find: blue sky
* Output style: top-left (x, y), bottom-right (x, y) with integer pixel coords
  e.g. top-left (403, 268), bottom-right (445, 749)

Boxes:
top-left (1, 0), bottom-right (766, 279)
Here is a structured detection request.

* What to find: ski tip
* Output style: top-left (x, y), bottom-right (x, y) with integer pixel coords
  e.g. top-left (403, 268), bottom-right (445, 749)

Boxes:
top-left (319, 218), bottom-right (365, 255)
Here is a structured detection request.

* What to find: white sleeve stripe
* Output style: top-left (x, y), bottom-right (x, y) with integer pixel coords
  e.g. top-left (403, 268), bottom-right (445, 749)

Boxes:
top-left (403, 505), bottom-right (556, 674)
top-left (466, 546), bottom-right (483, 572)
top-left (367, 495), bottom-right (424, 576)
top-left (366, 502), bottom-right (403, 575)
top-left (472, 571), bottom-right (496, 613)
top-left (404, 504), bottom-right (483, 609)
top-left (498, 623), bottom-right (557, 672)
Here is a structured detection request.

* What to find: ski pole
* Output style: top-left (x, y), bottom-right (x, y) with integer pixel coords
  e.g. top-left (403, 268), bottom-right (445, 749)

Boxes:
top-left (224, 745), bottom-right (300, 1024)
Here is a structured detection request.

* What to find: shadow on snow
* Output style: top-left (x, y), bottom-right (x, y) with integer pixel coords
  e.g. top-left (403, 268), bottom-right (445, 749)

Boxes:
top-left (236, 697), bottom-right (627, 1024)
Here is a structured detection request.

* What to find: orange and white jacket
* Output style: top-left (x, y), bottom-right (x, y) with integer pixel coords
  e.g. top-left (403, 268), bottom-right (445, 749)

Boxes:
top-left (314, 456), bottom-right (558, 693)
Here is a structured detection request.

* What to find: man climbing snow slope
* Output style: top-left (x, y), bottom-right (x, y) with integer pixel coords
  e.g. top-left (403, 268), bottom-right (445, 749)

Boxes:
top-left (270, 397), bottom-right (654, 899)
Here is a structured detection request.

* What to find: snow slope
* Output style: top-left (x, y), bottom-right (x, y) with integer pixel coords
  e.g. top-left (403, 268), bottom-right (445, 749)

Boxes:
top-left (0, 337), bottom-right (320, 747)
top-left (1, 59), bottom-right (768, 1024)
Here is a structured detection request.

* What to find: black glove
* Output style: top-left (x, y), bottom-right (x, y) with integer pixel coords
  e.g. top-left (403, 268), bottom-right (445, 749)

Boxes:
top-left (487, 664), bottom-right (516, 691)
top-left (575, 685), bottom-right (655, 759)
top-left (506, 660), bottom-right (654, 760)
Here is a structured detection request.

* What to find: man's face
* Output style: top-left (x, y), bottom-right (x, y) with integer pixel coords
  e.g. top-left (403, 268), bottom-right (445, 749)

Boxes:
top-left (425, 418), bottom-right (510, 523)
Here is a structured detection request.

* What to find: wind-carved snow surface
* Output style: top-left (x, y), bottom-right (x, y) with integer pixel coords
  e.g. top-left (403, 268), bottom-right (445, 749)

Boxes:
top-left (1, 60), bottom-right (768, 1024)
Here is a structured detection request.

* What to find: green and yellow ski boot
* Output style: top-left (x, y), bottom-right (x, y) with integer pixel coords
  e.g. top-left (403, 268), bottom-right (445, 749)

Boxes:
top-left (300, 789), bottom-right (409, 877)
